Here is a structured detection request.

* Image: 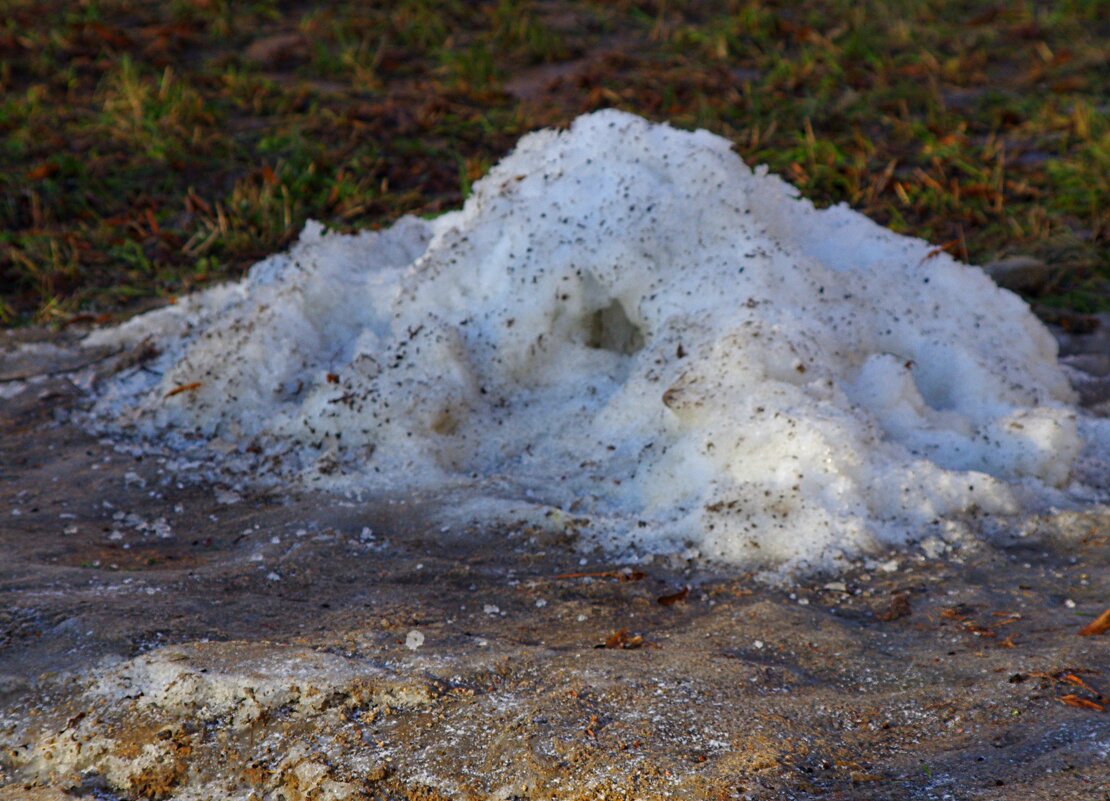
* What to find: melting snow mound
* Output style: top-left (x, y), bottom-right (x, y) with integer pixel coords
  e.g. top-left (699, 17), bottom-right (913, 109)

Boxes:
top-left (88, 110), bottom-right (1090, 569)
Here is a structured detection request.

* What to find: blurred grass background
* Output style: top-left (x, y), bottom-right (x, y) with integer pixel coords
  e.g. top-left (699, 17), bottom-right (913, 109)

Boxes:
top-left (1, 0), bottom-right (1106, 325)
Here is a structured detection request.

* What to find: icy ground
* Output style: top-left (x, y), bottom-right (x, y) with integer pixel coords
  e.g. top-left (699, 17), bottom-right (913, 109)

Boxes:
top-left (84, 110), bottom-right (1110, 571)
top-left (0, 362), bottom-right (1107, 800)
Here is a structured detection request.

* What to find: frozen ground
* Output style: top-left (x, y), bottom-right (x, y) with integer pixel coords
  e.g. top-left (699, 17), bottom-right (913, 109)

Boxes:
top-left (0, 329), bottom-right (1108, 801)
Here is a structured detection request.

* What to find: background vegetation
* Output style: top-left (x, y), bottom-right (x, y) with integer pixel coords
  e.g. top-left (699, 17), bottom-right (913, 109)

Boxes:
top-left (1, 0), bottom-right (1106, 325)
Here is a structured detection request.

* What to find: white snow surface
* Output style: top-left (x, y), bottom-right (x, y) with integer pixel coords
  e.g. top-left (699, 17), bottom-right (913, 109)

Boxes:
top-left (87, 110), bottom-right (1089, 569)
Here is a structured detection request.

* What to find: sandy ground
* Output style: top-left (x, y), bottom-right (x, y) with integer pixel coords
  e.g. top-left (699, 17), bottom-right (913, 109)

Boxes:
top-left (0, 330), bottom-right (1108, 801)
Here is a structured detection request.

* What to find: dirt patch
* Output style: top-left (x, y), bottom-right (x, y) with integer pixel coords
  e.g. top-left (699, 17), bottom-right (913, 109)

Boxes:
top-left (0, 333), bottom-right (1107, 800)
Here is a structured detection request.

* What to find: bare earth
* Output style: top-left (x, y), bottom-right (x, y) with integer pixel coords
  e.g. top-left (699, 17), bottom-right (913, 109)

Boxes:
top-left (0, 330), bottom-right (1108, 801)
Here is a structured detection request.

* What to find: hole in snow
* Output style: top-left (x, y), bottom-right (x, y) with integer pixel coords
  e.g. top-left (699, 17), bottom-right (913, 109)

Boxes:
top-left (911, 353), bottom-right (963, 412)
top-left (584, 299), bottom-right (644, 356)
top-left (430, 406), bottom-right (461, 436)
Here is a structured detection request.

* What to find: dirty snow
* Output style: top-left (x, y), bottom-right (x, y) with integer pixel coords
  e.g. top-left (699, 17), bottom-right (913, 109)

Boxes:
top-left (85, 110), bottom-right (1100, 570)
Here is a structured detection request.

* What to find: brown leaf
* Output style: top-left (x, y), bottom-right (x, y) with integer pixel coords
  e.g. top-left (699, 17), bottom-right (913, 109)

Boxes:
top-left (25, 162), bottom-right (59, 181)
top-left (164, 382), bottom-right (203, 399)
top-left (657, 586), bottom-right (689, 606)
top-left (63, 312), bottom-right (113, 328)
top-left (962, 622), bottom-right (996, 638)
top-left (603, 629), bottom-right (643, 649)
top-left (876, 593), bottom-right (912, 622)
top-left (1079, 607), bottom-right (1110, 636)
top-left (1059, 694), bottom-right (1105, 712)
top-left (941, 604), bottom-right (974, 621)
top-left (1062, 674), bottom-right (1098, 694)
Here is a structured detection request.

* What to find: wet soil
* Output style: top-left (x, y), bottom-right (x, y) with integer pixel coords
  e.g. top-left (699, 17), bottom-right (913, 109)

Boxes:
top-left (0, 332), bottom-right (1108, 801)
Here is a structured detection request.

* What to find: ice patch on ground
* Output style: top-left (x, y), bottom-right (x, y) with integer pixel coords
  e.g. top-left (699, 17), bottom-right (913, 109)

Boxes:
top-left (86, 110), bottom-right (1095, 570)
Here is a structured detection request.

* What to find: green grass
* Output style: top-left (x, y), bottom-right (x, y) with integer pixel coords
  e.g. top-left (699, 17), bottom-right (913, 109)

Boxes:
top-left (0, 0), bottom-right (1107, 324)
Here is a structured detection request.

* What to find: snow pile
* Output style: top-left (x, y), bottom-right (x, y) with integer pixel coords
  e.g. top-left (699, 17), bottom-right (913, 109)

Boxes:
top-left (87, 110), bottom-right (1087, 568)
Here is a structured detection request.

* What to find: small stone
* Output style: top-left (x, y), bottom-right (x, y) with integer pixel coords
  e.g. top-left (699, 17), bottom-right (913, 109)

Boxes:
top-left (876, 593), bottom-right (913, 622)
top-left (983, 255), bottom-right (1055, 294)
top-left (921, 538), bottom-right (946, 559)
top-left (215, 487), bottom-right (241, 505)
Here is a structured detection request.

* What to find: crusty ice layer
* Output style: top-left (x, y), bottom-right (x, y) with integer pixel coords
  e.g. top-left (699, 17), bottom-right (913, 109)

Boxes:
top-left (87, 110), bottom-right (1084, 569)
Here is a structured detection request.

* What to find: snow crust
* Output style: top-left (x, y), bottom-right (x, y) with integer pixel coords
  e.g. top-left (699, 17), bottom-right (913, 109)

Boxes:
top-left (87, 110), bottom-right (1087, 569)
